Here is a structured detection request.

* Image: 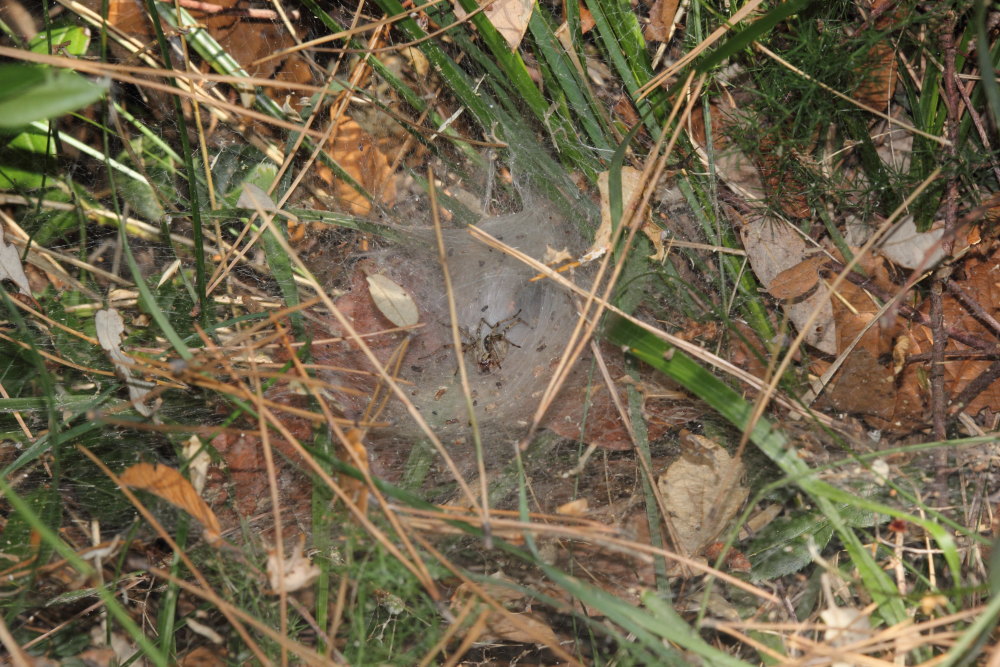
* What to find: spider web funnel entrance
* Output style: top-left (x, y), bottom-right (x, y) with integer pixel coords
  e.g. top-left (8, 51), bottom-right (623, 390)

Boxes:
top-left (362, 199), bottom-right (584, 455)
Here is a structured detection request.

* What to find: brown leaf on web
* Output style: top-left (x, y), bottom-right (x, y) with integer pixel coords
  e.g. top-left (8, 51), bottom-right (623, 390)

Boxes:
top-left (484, 0), bottom-right (535, 49)
top-left (366, 273), bottom-right (419, 328)
top-left (120, 463), bottom-right (222, 543)
top-left (657, 433), bottom-right (748, 558)
top-left (316, 116), bottom-right (397, 216)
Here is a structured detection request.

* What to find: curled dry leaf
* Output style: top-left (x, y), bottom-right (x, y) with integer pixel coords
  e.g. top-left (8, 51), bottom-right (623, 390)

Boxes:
top-left (0, 229), bottom-right (31, 297)
top-left (657, 433), bottom-right (748, 557)
top-left (96, 308), bottom-right (157, 417)
top-left (591, 167), bottom-right (647, 259)
top-left (120, 462), bottom-right (222, 543)
top-left (543, 245), bottom-right (574, 266)
top-left (555, 498), bottom-right (589, 516)
top-left (454, 0), bottom-right (534, 49)
top-left (267, 536), bottom-right (320, 593)
top-left (451, 575), bottom-right (560, 647)
top-left (366, 273), bottom-right (419, 328)
top-left (182, 435), bottom-right (211, 495)
top-left (736, 213), bottom-right (836, 354)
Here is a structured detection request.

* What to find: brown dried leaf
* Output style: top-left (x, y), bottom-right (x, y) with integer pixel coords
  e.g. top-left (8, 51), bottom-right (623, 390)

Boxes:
top-left (486, 0), bottom-right (534, 49)
top-left (736, 213), bottom-right (836, 354)
top-left (453, 0), bottom-right (533, 48)
top-left (768, 254), bottom-right (826, 300)
top-left (120, 463), bottom-right (222, 542)
top-left (317, 116), bottom-right (397, 216)
top-left (645, 0), bottom-right (680, 42)
top-left (657, 434), bottom-right (748, 557)
top-left (451, 576), bottom-right (560, 646)
top-left (88, 0), bottom-right (310, 111)
top-left (817, 348), bottom-right (897, 420)
top-left (907, 245), bottom-right (1000, 416)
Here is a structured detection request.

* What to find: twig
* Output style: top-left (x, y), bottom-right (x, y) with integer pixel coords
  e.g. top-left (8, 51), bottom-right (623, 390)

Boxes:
top-left (822, 260), bottom-right (994, 351)
top-left (930, 12), bottom-right (961, 445)
top-left (930, 272), bottom-right (947, 441)
top-left (950, 360), bottom-right (1000, 418)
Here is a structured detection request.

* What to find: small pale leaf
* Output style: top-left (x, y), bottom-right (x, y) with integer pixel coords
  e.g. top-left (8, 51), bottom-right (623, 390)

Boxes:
top-left (96, 309), bottom-right (156, 417)
top-left (366, 273), bottom-right (419, 327)
top-left (0, 234), bottom-right (32, 297)
top-left (238, 182), bottom-right (279, 212)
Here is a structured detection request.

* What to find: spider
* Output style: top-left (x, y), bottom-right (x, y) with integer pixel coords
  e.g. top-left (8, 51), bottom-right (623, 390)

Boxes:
top-left (460, 310), bottom-right (527, 373)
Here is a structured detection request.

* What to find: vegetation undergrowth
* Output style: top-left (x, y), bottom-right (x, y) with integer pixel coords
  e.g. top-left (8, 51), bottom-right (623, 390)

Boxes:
top-left (0, 0), bottom-right (998, 664)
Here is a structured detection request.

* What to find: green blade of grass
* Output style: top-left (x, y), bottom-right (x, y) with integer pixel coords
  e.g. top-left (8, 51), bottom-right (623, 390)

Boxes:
top-left (695, 0), bottom-right (815, 74)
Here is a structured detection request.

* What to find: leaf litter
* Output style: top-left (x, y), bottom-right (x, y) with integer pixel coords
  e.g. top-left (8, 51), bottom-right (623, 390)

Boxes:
top-left (5, 0), bottom-right (1000, 663)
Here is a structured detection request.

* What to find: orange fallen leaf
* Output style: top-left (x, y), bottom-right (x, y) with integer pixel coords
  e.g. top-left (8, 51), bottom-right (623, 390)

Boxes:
top-left (317, 115), bottom-right (397, 216)
top-left (120, 463), bottom-right (222, 543)
top-left (556, 498), bottom-right (589, 516)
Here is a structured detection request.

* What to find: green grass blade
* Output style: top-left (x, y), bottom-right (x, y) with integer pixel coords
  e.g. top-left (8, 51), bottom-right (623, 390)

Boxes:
top-left (695, 0), bottom-right (815, 74)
